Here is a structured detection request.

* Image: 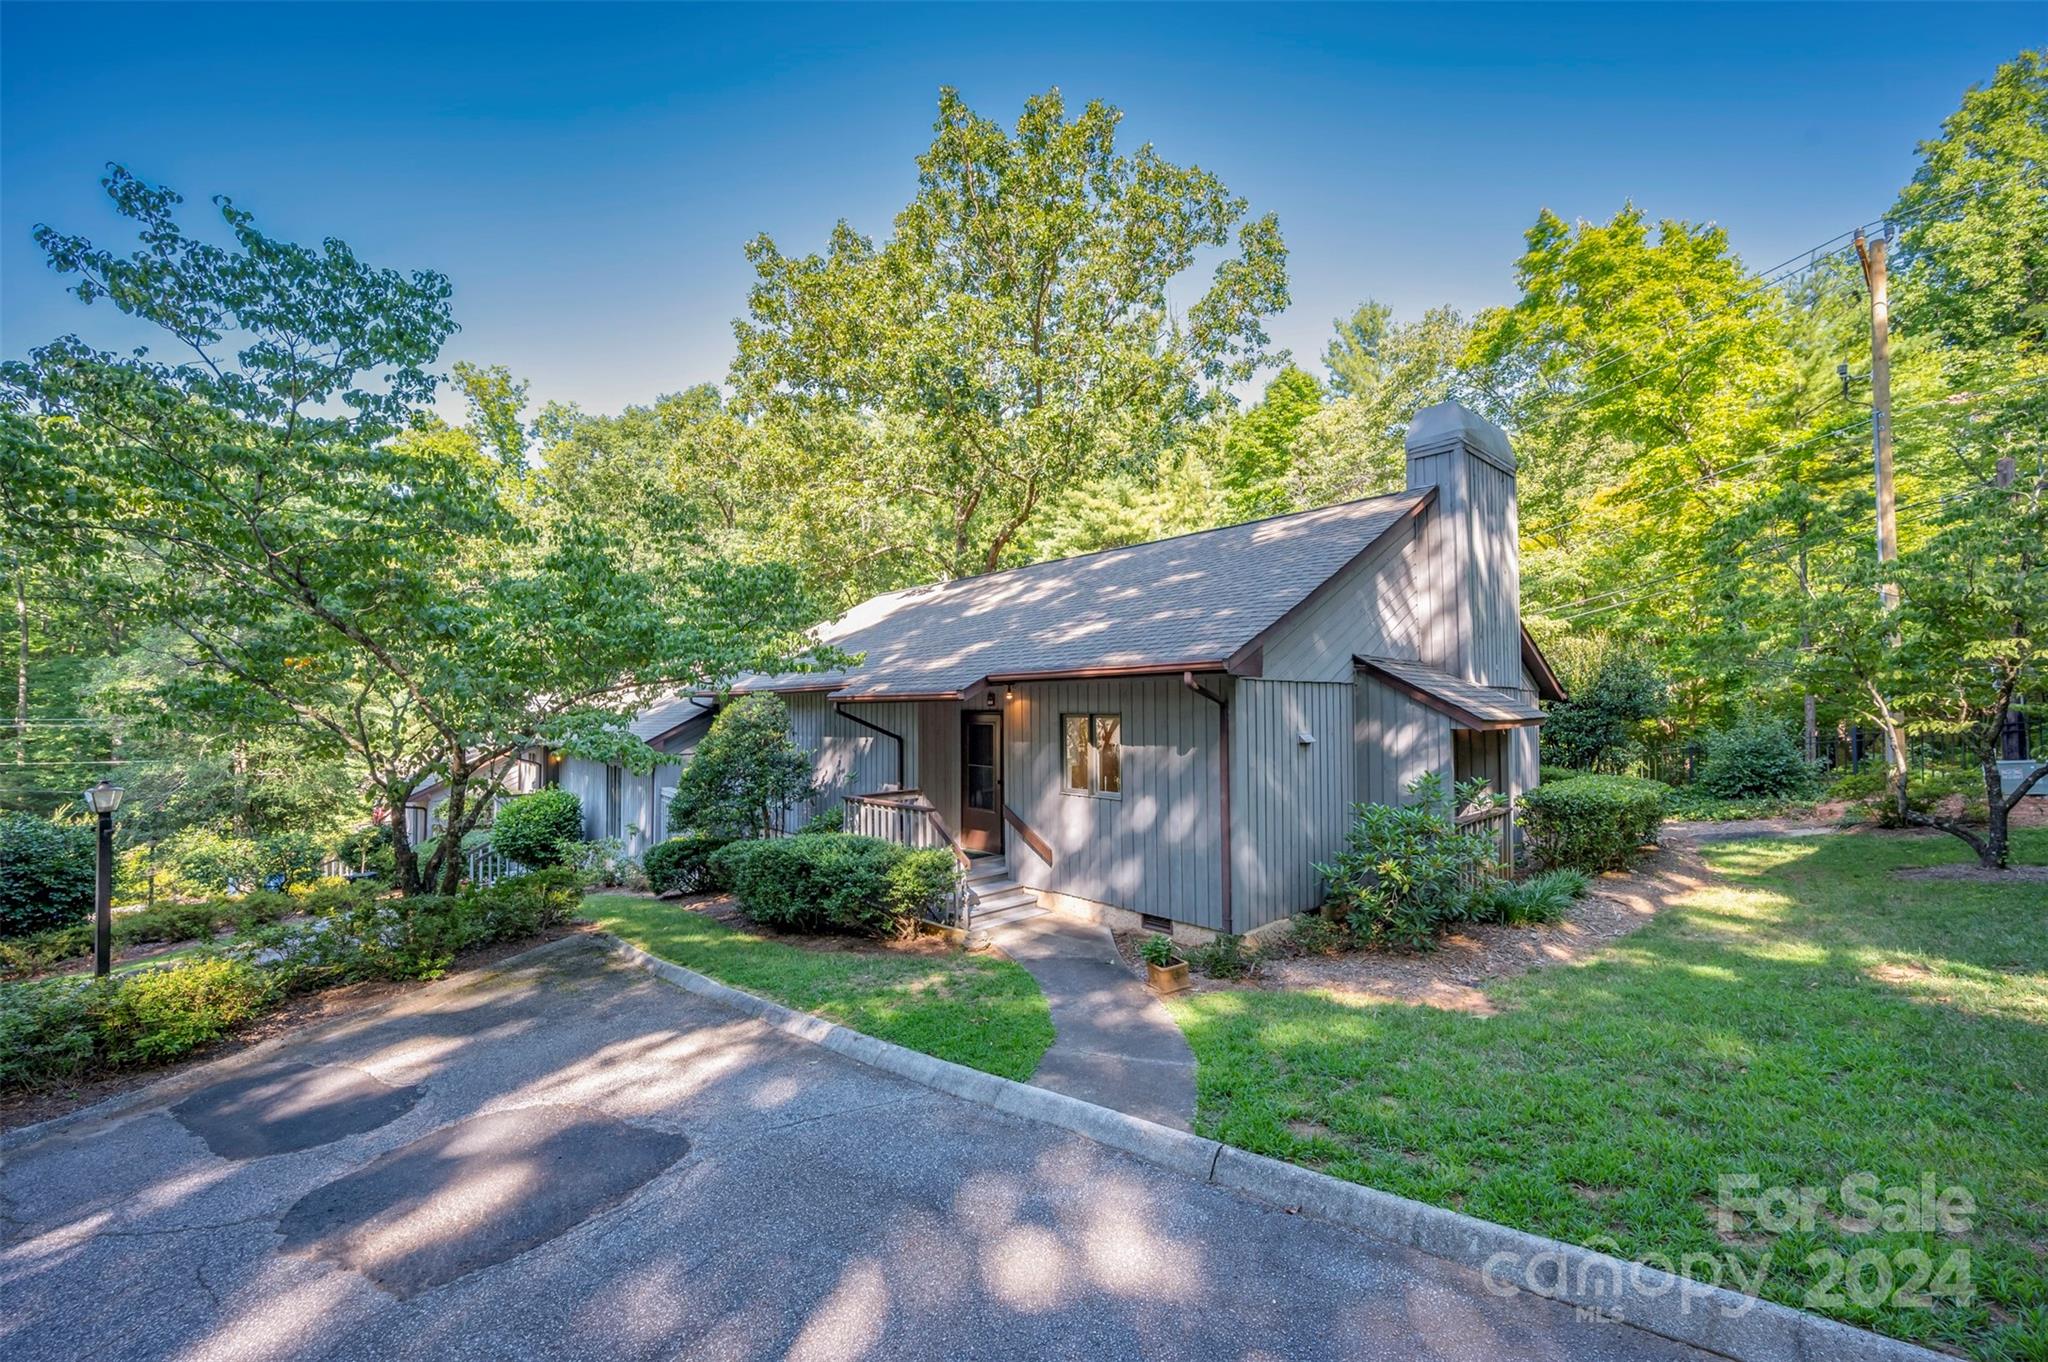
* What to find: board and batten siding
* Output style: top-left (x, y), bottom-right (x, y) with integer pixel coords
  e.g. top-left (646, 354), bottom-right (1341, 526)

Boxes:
top-left (1353, 671), bottom-right (1454, 808)
top-left (1256, 522), bottom-right (1430, 683)
top-left (1405, 439), bottom-right (1521, 688)
top-left (1004, 677), bottom-right (1225, 930)
top-left (784, 693), bottom-right (923, 828)
top-left (1230, 679), bottom-right (1354, 931)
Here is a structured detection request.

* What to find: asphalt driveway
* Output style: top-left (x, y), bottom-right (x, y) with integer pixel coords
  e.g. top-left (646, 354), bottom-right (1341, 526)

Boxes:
top-left (0, 937), bottom-right (1713, 1362)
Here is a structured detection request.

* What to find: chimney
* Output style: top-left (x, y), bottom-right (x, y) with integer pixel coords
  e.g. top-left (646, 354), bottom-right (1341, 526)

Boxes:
top-left (1403, 402), bottom-right (1521, 689)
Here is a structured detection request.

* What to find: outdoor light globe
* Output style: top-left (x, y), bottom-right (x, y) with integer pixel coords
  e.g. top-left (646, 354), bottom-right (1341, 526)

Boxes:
top-left (83, 780), bottom-right (125, 815)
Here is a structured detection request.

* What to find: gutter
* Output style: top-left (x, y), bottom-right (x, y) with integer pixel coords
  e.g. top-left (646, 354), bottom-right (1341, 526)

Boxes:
top-left (1182, 671), bottom-right (1233, 936)
top-left (833, 702), bottom-right (907, 790)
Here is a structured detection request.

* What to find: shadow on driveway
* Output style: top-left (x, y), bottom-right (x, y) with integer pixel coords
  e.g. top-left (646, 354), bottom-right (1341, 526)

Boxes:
top-left (0, 936), bottom-right (1715, 1362)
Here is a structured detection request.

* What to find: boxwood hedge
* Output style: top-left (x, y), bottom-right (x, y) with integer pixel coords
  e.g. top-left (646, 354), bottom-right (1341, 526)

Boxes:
top-left (709, 834), bottom-right (957, 937)
top-left (1518, 774), bottom-right (1668, 872)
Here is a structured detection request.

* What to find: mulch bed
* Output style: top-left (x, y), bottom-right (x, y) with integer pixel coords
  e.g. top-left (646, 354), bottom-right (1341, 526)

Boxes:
top-left (1241, 843), bottom-right (1709, 1016)
top-left (1107, 843), bottom-right (1709, 1016)
top-left (0, 922), bottom-right (597, 1135)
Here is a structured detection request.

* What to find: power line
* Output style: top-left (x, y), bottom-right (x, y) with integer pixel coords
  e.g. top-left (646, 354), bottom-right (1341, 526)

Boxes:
top-left (1518, 374), bottom-right (2048, 546)
top-left (1500, 173), bottom-right (2032, 445)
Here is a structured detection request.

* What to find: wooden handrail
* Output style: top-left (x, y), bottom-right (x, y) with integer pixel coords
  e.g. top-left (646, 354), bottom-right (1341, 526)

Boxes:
top-left (1003, 806), bottom-right (1054, 867)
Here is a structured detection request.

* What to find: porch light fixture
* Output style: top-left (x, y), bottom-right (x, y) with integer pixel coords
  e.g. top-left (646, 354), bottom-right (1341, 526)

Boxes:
top-left (82, 780), bottom-right (124, 977)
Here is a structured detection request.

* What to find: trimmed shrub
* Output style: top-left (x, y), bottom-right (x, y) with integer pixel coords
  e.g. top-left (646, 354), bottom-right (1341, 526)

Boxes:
top-left (643, 835), bottom-right (734, 895)
top-left (98, 957), bottom-right (279, 1064)
top-left (1315, 773), bottom-right (1498, 950)
top-left (1696, 718), bottom-right (1814, 800)
top-left (710, 834), bottom-right (957, 937)
top-left (489, 789), bottom-right (584, 868)
top-left (796, 805), bottom-right (844, 836)
top-left (1519, 774), bottom-right (1668, 872)
top-left (0, 814), bottom-right (97, 938)
top-left (248, 867), bottom-right (580, 984)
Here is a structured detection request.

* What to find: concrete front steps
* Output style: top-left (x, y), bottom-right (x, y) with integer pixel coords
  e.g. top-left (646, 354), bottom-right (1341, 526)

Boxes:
top-left (962, 856), bottom-right (1045, 940)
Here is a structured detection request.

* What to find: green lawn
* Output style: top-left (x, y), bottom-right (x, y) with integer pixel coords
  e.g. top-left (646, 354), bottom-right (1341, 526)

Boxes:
top-left (1173, 830), bottom-right (2048, 1361)
top-left (584, 894), bottom-right (1055, 1082)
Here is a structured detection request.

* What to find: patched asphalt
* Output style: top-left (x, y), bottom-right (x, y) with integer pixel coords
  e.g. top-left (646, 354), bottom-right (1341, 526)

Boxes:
top-left (0, 936), bottom-right (1716, 1362)
top-left (172, 1062), bottom-right (423, 1160)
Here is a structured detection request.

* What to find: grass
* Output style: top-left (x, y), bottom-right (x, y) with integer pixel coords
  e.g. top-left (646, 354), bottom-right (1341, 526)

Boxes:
top-left (1172, 829), bottom-right (2048, 1361)
top-left (584, 894), bottom-right (1055, 1082)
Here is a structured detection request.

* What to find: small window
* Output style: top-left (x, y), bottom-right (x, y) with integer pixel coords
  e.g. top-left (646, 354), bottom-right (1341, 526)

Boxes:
top-left (1061, 712), bottom-right (1122, 799)
top-left (605, 765), bottom-right (623, 839)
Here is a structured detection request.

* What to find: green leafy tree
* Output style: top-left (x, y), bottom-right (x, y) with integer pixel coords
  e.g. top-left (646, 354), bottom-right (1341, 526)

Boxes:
top-left (1892, 51), bottom-right (2048, 354)
top-left (1220, 363), bottom-right (1322, 519)
top-left (1292, 302), bottom-right (1476, 507)
top-left (731, 86), bottom-right (1289, 583)
top-left (1, 168), bottom-right (829, 895)
top-left (667, 695), bottom-right (815, 840)
top-left (1017, 442), bottom-right (1226, 561)
top-left (1539, 656), bottom-right (1668, 771)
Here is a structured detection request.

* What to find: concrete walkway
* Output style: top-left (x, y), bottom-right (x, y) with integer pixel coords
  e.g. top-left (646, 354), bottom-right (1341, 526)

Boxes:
top-left (988, 915), bottom-right (1198, 1131)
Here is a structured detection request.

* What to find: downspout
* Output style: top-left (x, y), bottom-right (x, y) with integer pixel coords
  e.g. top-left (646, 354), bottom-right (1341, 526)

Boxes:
top-left (1183, 672), bottom-right (1233, 936)
top-left (833, 702), bottom-right (906, 790)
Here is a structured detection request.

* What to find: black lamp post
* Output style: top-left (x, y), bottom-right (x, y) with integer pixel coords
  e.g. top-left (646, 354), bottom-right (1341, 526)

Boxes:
top-left (82, 780), bottom-right (124, 978)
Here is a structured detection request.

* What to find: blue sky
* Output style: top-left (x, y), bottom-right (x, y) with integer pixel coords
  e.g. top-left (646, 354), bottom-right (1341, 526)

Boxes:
top-left (2, 3), bottom-right (2037, 418)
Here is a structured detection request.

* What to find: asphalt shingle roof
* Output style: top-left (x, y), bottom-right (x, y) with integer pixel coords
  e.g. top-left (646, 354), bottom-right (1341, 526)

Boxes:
top-left (745, 490), bottom-right (1435, 700)
top-left (1353, 655), bottom-right (1546, 726)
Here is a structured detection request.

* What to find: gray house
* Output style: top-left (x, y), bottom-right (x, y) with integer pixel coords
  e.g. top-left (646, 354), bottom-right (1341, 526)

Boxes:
top-left (404, 694), bottom-right (716, 860)
top-left (740, 402), bottom-right (1563, 941)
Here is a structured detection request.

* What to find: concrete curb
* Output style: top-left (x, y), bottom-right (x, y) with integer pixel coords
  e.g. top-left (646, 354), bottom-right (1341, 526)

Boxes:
top-left (605, 933), bottom-right (1946, 1362)
top-left (0, 933), bottom-right (595, 1157)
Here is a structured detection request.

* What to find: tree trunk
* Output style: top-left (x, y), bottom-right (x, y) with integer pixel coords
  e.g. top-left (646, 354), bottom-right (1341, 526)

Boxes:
top-left (13, 554), bottom-right (26, 767)
top-left (387, 787), bottom-right (423, 896)
top-left (1981, 758), bottom-right (2009, 871)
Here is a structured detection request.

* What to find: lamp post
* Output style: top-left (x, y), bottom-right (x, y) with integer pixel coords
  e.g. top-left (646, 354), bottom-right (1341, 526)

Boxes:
top-left (82, 780), bottom-right (124, 978)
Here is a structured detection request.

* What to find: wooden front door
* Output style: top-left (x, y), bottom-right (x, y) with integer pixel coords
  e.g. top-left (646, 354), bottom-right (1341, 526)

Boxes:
top-left (960, 712), bottom-right (1004, 854)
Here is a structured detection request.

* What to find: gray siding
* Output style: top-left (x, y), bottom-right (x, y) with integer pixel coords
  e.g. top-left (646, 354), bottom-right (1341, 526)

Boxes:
top-left (1406, 442), bottom-right (1521, 688)
top-left (1231, 679), bottom-right (1354, 930)
top-left (1257, 525), bottom-right (1428, 683)
top-left (1452, 728), bottom-right (1509, 803)
top-left (1005, 677), bottom-right (1225, 930)
top-left (556, 757), bottom-right (609, 841)
top-left (786, 693), bottom-right (922, 828)
top-left (917, 701), bottom-right (963, 830)
top-left (1353, 672), bottom-right (1454, 807)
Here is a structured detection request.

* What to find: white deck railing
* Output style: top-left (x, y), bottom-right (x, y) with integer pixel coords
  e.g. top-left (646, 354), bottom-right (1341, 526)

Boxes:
top-left (842, 789), bottom-right (970, 929)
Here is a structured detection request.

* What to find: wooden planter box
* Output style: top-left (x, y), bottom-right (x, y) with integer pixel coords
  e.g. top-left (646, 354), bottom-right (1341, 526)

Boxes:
top-left (1146, 959), bottom-right (1191, 995)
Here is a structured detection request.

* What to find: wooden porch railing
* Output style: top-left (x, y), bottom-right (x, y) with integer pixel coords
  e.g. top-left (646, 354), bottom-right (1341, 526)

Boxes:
top-left (842, 790), bottom-right (971, 930)
top-left (1456, 804), bottom-right (1514, 883)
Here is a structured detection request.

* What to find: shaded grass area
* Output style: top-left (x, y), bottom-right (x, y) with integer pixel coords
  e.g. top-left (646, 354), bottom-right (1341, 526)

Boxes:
top-left (584, 895), bottom-right (1055, 1083)
top-left (1173, 830), bottom-right (2048, 1361)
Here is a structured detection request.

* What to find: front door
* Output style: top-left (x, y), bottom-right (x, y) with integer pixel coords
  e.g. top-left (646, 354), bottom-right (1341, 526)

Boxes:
top-left (960, 712), bottom-right (1004, 854)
